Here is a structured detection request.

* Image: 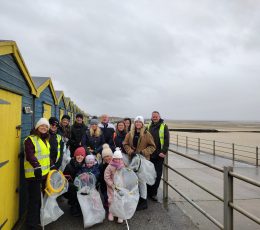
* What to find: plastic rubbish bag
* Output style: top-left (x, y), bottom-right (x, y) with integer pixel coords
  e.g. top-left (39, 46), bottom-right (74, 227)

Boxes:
top-left (60, 146), bottom-right (71, 172)
top-left (109, 168), bottom-right (139, 220)
top-left (74, 172), bottom-right (96, 191)
top-left (75, 173), bottom-right (105, 228)
top-left (41, 170), bottom-right (68, 226)
top-left (128, 154), bottom-right (156, 199)
top-left (77, 188), bottom-right (105, 228)
top-left (122, 152), bottom-right (130, 166)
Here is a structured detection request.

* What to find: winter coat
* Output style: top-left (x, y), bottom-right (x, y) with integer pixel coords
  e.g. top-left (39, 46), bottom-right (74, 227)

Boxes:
top-left (69, 122), bottom-right (87, 155)
top-left (148, 119), bottom-right (170, 159)
top-left (49, 130), bottom-right (64, 168)
top-left (99, 162), bottom-right (109, 194)
top-left (112, 130), bottom-right (127, 152)
top-left (123, 126), bottom-right (156, 160)
top-left (83, 163), bottom-right (100, 182)
top-left (63, 158), bottom-right (85, 181)
top-left (83, 129), bottom-right (105, 155)
top-left (104, 164), bottom-right (117, 205)
top-left (98, 123), bottom-right (115, 148)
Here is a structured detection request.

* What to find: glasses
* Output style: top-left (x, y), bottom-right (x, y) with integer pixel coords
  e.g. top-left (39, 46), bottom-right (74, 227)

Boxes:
top-left (50, 123), bottom-right (58, 127)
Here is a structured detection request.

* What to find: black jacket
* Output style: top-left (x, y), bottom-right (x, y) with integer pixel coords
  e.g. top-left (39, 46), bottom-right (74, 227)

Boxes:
top-left (98, 123), bottom-right (115, 148)
top-left (49, 131), bottom-right (64, 168)
top-left (112, 130), bottom-right (127, 152)
top-left (83, 130), bottom-right (105, 155)
top-left (69, 122), bottom-right (87, 155)
top-left (148, 119), bottom-right (170, 158)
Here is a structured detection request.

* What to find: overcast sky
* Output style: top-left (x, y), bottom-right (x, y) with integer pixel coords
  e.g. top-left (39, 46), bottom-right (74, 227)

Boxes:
top-left (1, 0), bottom-right (260, 120)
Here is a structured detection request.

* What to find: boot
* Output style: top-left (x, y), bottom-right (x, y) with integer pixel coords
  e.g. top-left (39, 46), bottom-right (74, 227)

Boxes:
top-left (136, 198), bottom-right (148, 211)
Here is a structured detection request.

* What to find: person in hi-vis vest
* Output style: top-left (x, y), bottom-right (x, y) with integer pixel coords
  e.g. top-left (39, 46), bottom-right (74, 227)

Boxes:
top-left (24, 118), bottom-right (51, 229)
top-left (147, 111), bottom-right (170, 201)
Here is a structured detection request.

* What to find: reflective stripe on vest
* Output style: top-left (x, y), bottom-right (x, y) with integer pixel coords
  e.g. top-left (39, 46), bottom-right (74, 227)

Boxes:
top-left (148, 123), bottom-right (166, 149)
top-left (24, 136), bottom-right (50, 178)
top-left (56, 134), bottom-right (62, 162)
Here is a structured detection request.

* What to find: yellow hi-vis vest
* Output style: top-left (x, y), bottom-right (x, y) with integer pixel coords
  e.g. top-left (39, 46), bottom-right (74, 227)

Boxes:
top-left (148, 123), bottom-right (166, 149)
top-left (56, 134), bottom-right (62, 162)
top-left (24, 135), bottom-right (50, 178)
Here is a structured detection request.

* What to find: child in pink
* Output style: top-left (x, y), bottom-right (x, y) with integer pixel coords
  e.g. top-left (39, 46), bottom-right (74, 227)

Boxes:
top-left (104, 148), bottom-right (125, 223)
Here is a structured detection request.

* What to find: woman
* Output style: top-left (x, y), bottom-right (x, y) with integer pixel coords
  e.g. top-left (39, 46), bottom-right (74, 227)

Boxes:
top-left (123, 115), bottom-right (156, 210)
top-left (83, 118), bottom-right (105, 156)
top-left (24, 118), bottom-right (51, 229)
top-left (123, 118), bottom-right (132, 133)
top-left (112, 120), bottom-right (127, 152)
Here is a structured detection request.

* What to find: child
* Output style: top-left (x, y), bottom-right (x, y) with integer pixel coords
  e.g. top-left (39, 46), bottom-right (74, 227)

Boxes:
top-left (63, 146), bottom-right (86, 216)
top-left (104, 148), bottom-right (125, 223)
top-left (84, 155), bottom-right (100, 183)
top-left (99, 144), bottom-right (113, 210)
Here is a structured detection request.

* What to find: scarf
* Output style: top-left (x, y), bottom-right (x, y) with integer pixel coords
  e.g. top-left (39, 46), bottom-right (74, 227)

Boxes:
top-left (110, 159), bottom-right (124, 169)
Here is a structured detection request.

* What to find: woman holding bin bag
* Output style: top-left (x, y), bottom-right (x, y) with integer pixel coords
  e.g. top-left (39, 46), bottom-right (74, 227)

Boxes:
top-left (24, 118), bottom-right (52, 230)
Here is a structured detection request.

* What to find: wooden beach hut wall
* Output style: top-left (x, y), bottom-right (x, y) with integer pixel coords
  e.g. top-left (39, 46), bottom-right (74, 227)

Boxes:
top-left (65, 97), bottom-right (72, 123)
top-left (32, 77), bottom-right (58, 122)
top-left (0, 41), bottom-right (37, 229)
top-left (55, 90), bottom-right (66, 120)
top-left (69, 100), bottom-right (75, 123)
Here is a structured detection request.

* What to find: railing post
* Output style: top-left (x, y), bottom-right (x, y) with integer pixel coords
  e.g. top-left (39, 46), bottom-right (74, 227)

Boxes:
top-left (198, 138), bottom-right (200, 153)
top-left (224, 166), bottom-right (233, 230)
top-left (256, 146), bottom-right (259, 167)
top-left (232, 143), bottom-right (235, 161)
top-left (163, 152), bottom-right (169, 203)
top-left (213, 140), bottom-right (215, 156)
top-left (186, 136), bottom-right (188, 149)
top-left (177, 134), bottom-right (179, 147)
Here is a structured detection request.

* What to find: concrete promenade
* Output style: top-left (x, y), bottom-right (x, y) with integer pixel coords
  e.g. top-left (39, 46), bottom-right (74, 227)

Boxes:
top-left (167, 144), bottom-right (260, 230)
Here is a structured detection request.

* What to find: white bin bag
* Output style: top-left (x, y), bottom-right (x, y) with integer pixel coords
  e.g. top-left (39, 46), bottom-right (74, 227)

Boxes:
top-left (128, 154), bottom-right (157, 199)
top-left (122, 152), bottom-right (130, 166)
top-left (60, 146), bottom-right (71, 172)
top-left (41, 170), bottom-right (68, 226)
top-left (75, 173), bottom-right (105, 228)
top-left (109, 168), bottom-right (139, 220)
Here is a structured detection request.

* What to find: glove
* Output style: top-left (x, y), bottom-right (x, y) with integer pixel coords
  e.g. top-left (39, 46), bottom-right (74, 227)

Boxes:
top-left (50, 164), bottom-right (57, 170)
top-left (34, 168), bottom-right (42, 180)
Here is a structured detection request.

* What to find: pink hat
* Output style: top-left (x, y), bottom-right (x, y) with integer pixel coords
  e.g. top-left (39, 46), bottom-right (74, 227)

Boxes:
top-left (74, 147), bottom-right (86, 158)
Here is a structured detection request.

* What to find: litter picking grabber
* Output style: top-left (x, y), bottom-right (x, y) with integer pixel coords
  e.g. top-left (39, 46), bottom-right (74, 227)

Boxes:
top-left (40, 184), bottom-right (45, 230)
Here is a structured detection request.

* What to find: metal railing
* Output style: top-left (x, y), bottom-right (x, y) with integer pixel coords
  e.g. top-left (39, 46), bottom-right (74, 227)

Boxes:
top-left (162, 149), bottom-right (260, 230)
top-left (172, 134), bottom-right (259, 166)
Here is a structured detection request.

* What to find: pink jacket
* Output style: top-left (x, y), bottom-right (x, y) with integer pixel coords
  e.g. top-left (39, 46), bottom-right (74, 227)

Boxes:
top-left (104, 164), bottom-right (117, 205)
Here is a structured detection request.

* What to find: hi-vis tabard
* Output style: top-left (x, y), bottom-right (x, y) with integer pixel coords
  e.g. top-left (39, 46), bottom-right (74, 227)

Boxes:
top-left (148, 123), bottom-right (166, 149)
top-left (56, 134), bottom-right (62, 162)
top-left (24, 135), bottom-right (50, 178)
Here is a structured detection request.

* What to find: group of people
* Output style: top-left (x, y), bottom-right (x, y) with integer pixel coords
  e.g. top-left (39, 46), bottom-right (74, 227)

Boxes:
top-left (24, 112), bottom-right (170, 229)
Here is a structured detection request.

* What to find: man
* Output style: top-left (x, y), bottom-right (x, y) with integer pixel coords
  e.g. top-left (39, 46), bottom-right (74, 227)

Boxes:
top-left (49, 117), bottom-right (64, 169)
top-left (58, 114), bottom-right (71, 144)
top-left (69, 113), bottom-right (87, 157)
top-left (147, 111), bottom-right (170, 201)
top-left (98, 114), bottom-right (115, 150)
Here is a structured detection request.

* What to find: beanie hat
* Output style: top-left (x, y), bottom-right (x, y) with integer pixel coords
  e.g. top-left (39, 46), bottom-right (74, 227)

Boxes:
top-left (49, 117), bottom-right (59, 126)
top-left (113, 147), bottom-right (123, 159)
top-left (90, 118), bottom-right (99, 125)
top-left (74, 147), bottom-right (86, 158)
top-left (134, 115), bottom-right (144, 124)
top-left (102, 144), bottom-right (113, 158)
top-left (35, 118), bottom-right (50, 130)
top-left (61, 114), bottom-right (70, 121)
top-left (85, 155), bottom-right (95, 163)
top-left (76, 113), bottom-right (83, 119)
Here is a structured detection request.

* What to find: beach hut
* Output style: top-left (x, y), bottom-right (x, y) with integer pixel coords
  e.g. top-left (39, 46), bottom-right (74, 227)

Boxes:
top-left (55, 90), bottom-right (66, 120)
top-left (32, 77), bottom-right (58, 122)
top-left (0, 41), bottom-right (37, 229)
top-left (65, 97), bottom-right (73, 124)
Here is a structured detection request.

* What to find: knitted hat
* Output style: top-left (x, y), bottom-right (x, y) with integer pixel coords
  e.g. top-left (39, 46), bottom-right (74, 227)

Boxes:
top-left (61, 114), bottom-right (70, 121)
top-left (76, 113), bottom-right (83, 119)
top-left (102, 144), bottom-right (113, 158)
top-left (134, 115), bottom-right (144, 124)
top-left (85, 155), bottom-right (95, 163)
top-left (90, 118), bottom-right (99, 125)
top-left (74, 147), bottom-right (86, 158)
top-left (49, 117), bottom-right (59, 126)
top-left (35, 118), bottom-right (50, 130)
top-left (113, 147), bottom-right (123, 159)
